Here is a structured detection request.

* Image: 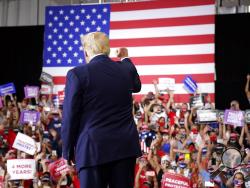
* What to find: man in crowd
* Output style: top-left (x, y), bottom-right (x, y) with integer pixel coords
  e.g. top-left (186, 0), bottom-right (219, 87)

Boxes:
top-left (61, 32), bottom-right (142, 188)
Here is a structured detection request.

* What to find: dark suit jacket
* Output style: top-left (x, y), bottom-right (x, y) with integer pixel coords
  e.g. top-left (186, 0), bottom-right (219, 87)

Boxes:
top-left (61, 54), bottom-right (141, 171)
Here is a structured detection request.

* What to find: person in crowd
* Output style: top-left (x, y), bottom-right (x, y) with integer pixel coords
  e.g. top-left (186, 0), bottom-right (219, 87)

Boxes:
top-left (135, 156), bottom-right (158, 188)
top-left (245, 74), bottom-right (250, 104)
top-left (226, 171), bottom-right (247, 188)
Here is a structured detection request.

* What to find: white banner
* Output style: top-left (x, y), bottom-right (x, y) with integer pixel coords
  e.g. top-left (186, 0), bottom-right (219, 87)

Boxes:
top-left (197, 110), bottom-right (217, 123)
top-left (158, 78), bottom-right (175, 91)
top-left (40, 84), bottom-right (52, 94)
top-left (7, 159), bottom-right (36, 180)
top-left (12, 133), bottom-right (36, 155)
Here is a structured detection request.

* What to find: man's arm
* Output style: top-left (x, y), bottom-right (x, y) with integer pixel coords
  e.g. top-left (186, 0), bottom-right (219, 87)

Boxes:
top-left (245, 74), bottom-right (250, 99)
top-left (122, 57), bottom-right (141, 93)
top-left (117, 47), bottom-right (141, 93)
top-left (61, 69), bottom-right (83, 162)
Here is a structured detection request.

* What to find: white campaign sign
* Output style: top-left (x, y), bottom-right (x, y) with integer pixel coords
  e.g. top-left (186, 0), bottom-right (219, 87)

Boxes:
top-left (12, 133), bottom-right (36, 155)
top-left (7, 159), bottom-right (36, 180)
top-left (158, 78), bottom-right (175, 91)
top-left (40, 85), bottom-right (52, 94)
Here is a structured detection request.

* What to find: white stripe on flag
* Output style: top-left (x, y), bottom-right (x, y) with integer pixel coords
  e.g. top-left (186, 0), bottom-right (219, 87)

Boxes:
top-left (135, 63), bottom-right (215, 76)
top-left (111, 5), bottom-right (215, 21)
top-left (109, 24), bottom-right (214, 39)
top-left (110, 44), bottom-right (214, 57)
top-left (42, 63), bottom-right (214, 77)
top-left (51, 83), bottom-right (214, 95)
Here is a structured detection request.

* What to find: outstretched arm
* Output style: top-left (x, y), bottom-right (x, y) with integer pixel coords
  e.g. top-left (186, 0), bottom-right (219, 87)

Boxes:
top-left (117, 48), bottom-right (141, 93)
top-left (245, 74), bottom-right (250, 99)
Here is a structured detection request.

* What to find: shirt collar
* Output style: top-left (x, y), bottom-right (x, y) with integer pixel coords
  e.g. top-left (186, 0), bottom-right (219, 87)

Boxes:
top-left (89, 53), bottom-right (105, 62)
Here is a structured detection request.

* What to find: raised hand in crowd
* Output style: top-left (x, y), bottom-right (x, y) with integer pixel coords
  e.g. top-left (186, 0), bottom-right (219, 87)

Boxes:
top-left (245, 74), bottom-right (250, 103)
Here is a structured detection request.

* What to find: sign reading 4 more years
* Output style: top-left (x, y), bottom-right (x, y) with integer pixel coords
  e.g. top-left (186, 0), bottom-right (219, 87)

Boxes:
top-left (7, 159), bottom-right (36, 180)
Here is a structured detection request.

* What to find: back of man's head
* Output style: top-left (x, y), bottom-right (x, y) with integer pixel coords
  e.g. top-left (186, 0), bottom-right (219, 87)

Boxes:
top-left (81, 32), bottom-right (110, 62)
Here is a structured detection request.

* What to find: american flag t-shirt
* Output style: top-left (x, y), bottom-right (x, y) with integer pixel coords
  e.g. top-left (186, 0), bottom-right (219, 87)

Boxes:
top-left (43, 0), bottom-right (215, 103)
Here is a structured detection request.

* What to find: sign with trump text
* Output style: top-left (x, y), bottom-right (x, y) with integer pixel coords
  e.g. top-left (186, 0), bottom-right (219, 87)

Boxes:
top-left (24, 86), bottom-right (39, 98)
top-left (48, 158), bottom-right (69, 180)
top-left (224, 110), bottom-right (245, 127)
top-left (20, 110), bottom-right (40, 124)
top-left (7, 159), bottom-right (36, 180)
top-left (162, 172), bottom-right (190, 188)
top-left (12, 132), bottom-right (37, 155)
top-left (0, 82), bottom-right (16, 96)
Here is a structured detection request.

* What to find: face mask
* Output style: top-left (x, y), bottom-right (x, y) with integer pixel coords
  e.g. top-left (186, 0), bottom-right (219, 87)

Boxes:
top-left (179, 162), bottom-right (187, 169)
top-left (162, 143), bottom-right (170, 153)
top-left (230, 139), bottom-right (237, 144)
top-left (202, 148), bottom-right (207, 156)
top-left (191, 128), bottom-right (198, 134)
top-left (156, 110), bottom-right (162, 114)
top-left (210, 135), bottom-right (217, 142)
top-left (233, 179), bottom-right (243, 186)
top-left (207, 167), bottom-right (214, 173)
top-left (180, 133), bottom-right (186, 139)
top-left (181, 108), bottom-right (187, 112)
top-left (158, 121), bottom-right (165, 127)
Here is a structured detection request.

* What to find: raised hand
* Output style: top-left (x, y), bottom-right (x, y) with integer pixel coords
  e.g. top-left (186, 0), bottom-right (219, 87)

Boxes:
top-left (116, 48), bottom-right (128, 58)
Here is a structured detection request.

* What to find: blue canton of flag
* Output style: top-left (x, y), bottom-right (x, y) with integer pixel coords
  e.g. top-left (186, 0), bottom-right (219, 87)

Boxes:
top-left (43, 4), bottom-right (110, 67)
top-left (183, 76), bottom-right (198, 93)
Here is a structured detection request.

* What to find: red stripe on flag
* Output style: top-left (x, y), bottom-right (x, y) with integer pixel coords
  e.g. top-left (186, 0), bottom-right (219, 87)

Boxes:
top-left (111, 0), bottom-right (215, 12)
top-left (110, 34), bottom-right (214, 47)
top-left (110, 15), bottom-right (214, 29)
top-left (128, 54), bottom-right (214, 65)
top-left (140, 74), bottom-right (214, 84)
top-left (133, 93), bottom-right (215, 103)
top-left (53, 73), bottom-right (214, 85)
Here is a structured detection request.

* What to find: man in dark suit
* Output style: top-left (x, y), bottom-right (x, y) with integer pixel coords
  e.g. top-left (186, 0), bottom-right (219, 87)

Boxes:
top-left (61, 32), bottom-right (141, 188)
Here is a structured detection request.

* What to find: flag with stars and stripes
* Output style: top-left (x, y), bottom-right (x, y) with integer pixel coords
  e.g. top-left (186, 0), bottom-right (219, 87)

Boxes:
top-left (42, 0), bottom-right (215, 103)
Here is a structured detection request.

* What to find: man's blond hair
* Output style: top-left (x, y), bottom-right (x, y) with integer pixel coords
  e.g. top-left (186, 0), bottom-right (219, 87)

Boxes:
top-left (81, 32), bottom-right (110, 57)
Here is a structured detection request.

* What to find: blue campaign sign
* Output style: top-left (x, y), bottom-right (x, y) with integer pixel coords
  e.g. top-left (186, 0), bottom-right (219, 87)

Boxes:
top-left (0, 82), bottom-right (16, 96)
top-left (183, 76), bottom-right (197, 93)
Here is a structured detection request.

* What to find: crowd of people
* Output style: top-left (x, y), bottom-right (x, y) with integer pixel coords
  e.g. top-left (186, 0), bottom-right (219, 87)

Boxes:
top-left (133, 75), bottom-right (250, 188)
top-left (0, 74), bottom-right (249, 188)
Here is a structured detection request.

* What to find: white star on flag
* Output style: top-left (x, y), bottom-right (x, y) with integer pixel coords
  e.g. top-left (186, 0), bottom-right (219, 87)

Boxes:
top-left (78, 58), bottom-right (83, 63)
top-left (73, 52), bottom-right (78, 57)
top-left (67, 59), bottom-right (72, 64)
top-left (80, 21), bottom-right (85, 26)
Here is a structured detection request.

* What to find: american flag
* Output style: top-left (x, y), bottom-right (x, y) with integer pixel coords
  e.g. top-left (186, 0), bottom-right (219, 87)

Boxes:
top-left (43, 0), bottom-right (215, 103)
